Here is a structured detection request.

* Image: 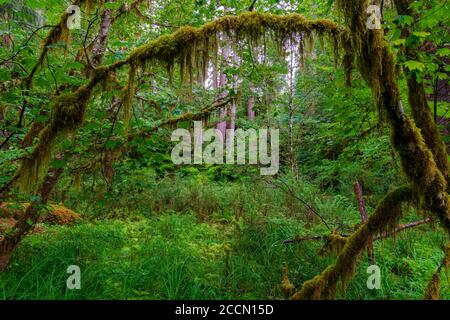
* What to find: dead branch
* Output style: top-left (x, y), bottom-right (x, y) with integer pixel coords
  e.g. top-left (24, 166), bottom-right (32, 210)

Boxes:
top-left (283, 217), bottom-right (432, 245)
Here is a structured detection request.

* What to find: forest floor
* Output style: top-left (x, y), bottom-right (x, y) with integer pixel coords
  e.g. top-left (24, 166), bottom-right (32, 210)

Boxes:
top-left (1, 200), bottom-right (448, 300)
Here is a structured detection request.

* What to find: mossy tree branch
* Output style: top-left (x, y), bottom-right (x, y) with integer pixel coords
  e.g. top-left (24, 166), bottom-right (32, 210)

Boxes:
top-left (22, 0), bottom-right (90, 88)
top-left (291, 185), bottom-right (413, 299)
top-left (393, 0), bottom-right (449, 180)
top-left (292, 0), bottom-right (450, 300)
top-left (14, 11), bottom-right (346, 196)
top-left (2, 11), bottom-right (346, 270)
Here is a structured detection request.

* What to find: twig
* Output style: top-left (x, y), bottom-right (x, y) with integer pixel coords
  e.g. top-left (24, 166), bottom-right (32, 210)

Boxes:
top-left (283, 235), bottom-right (323, 244)
top-left (130, 96), bottom-right (234, 141)
top-left (374, 218), bottom-right (431, 240)
top-left (268, 178), bottom-right (332, 231)
top-left (283, 218), bottom-right (432, 244)
top-left (0, 25), bottom-right (57, 66)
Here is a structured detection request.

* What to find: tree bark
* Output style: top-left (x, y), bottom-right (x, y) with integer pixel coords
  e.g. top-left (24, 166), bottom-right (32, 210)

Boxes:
top-left (353, 181), bottom-right (375, 263)
top-left (0, 166), bottom-right (63, 271)
top-left (0, 2), bottom-right (117, 271)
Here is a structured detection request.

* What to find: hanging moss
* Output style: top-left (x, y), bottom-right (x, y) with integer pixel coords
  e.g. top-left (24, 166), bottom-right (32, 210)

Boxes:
top-left (282, 267), bottom-right (295, 298)
top-left (21, 0), bottom-right (101, 88)
top-left (319, 232), bottom-right (348, 256)
top-left (407, 79), bottom-right (448, 178)
top-left (304, 32), bottom-right (314, 57)
top-left (73, 172), bottom-right (81, 191)
top-left (342, 53), bottom-right (352, 88)
top-left (341, 33), bottom-right (353, 88)
top-left (424, 273), bottom-right (440, 300)
top-left (15, 12), bottom-right (345, 197)
top-left (17, 74), bottom-right (100, 194)
top-left (22, 12), bottom-right (70, 88)
top-left (123, 64), bottom-right (137, 135)
top-left (292, 0), bottom-right (450, 300)
top-left (125, 12), bottom-right (344, 88)
top-left (443, 244), bottom-right (450, 270)
top-left (292, 186), bottom-right (412, 299)
top-left (334, 1), bottom-right (450, 234)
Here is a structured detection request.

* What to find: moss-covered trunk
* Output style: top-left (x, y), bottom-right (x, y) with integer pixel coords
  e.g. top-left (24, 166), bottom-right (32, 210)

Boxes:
top-left (291, 0), bottom-right (450, 299)
top-left (0, 167), bottom-right (63, 271)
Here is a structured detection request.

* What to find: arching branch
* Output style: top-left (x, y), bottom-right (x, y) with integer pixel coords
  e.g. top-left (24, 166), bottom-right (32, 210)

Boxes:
top-left (291, 185), bottom-right (413, 299)
top-left (14, 11), bottom-right (345, 195)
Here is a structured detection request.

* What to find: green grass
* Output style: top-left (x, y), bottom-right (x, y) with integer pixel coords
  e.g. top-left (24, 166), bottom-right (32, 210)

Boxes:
top-left (1, 210), bottom-right (448, 300)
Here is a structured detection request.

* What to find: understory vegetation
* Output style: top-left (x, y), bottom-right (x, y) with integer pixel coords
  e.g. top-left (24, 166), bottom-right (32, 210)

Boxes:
top-left (2, 178), bottom-right (449, 299)
top-left (1, 0), bottom-right (449, 300)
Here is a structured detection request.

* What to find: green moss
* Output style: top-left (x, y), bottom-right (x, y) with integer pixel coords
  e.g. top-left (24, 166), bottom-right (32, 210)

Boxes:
top-left (424, 273), bottom-right (440, 300)
top-left (16, 11), bottom-right (346, 211)
top-left (423, 243), bottom-right (450, 300)
top-left (319, 232), bottom-right (348, 256)
top-left (292, 0), bottom-right (450, 300)
top-left (125, 12), bottom-right (344, 87)
top-left (292, 186), bottom-right (412, 299)
top-left (21, 0), bottom-right (98, 88)
top-left (17, 78), bottom-right (97, 194)
top-left (392, 0), bottom-right (449, 181)
top-left (123, 64), bottom-right (137, 135)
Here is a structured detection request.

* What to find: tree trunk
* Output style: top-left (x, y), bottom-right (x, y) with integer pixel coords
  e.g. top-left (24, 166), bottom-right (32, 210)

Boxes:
top-left (215, 34), bottom-right (230, 141)
top-left (0, 166), bottom-right (63, 271)
top-left (0, 3), bottom-right (117, 271)
top-left (353, 181), bottom-right (375, 263)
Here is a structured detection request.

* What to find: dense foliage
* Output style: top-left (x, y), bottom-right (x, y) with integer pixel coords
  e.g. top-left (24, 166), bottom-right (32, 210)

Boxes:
top-left (0, 0), bottom-right (449, 300)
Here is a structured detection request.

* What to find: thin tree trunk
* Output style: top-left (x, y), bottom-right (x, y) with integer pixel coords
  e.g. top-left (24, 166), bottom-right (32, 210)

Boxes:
top-left (353, 181), bottom-right (375, 263)
top-left (216, 35), bottom-right (229, 141)
top-left (287, 37), bottom-right (298, 179)
top-left (247, 90), bottom-right (255, 120)
top-left (91, 3), bottom-right (113, 68)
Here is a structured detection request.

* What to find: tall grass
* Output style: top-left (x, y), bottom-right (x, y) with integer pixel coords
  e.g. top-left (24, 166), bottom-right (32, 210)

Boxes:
top-left (1, 177), bottom-right (448, 299)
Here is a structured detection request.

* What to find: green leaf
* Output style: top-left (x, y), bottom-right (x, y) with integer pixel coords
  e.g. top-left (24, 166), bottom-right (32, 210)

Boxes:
top-left (104, 2), bottom-right (122, 9)
top-left (411, 31), bottom-right (430, 38)
top-left (51, 159), bottom-right (66, 169)
top-left (392, 39), bottom-right (406, 46)
top-left (395, 15), bottom-right (414, 27)
top-left (436, 48), bottom-right (450, 57)
top-left (437, 72), bottom-right (448, 80)
top-left (404, 60), bottom-right (425, 72)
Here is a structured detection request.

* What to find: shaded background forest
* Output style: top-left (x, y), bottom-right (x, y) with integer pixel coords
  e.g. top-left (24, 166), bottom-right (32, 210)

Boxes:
top-left (0, 0), bottom-right (449, 299)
